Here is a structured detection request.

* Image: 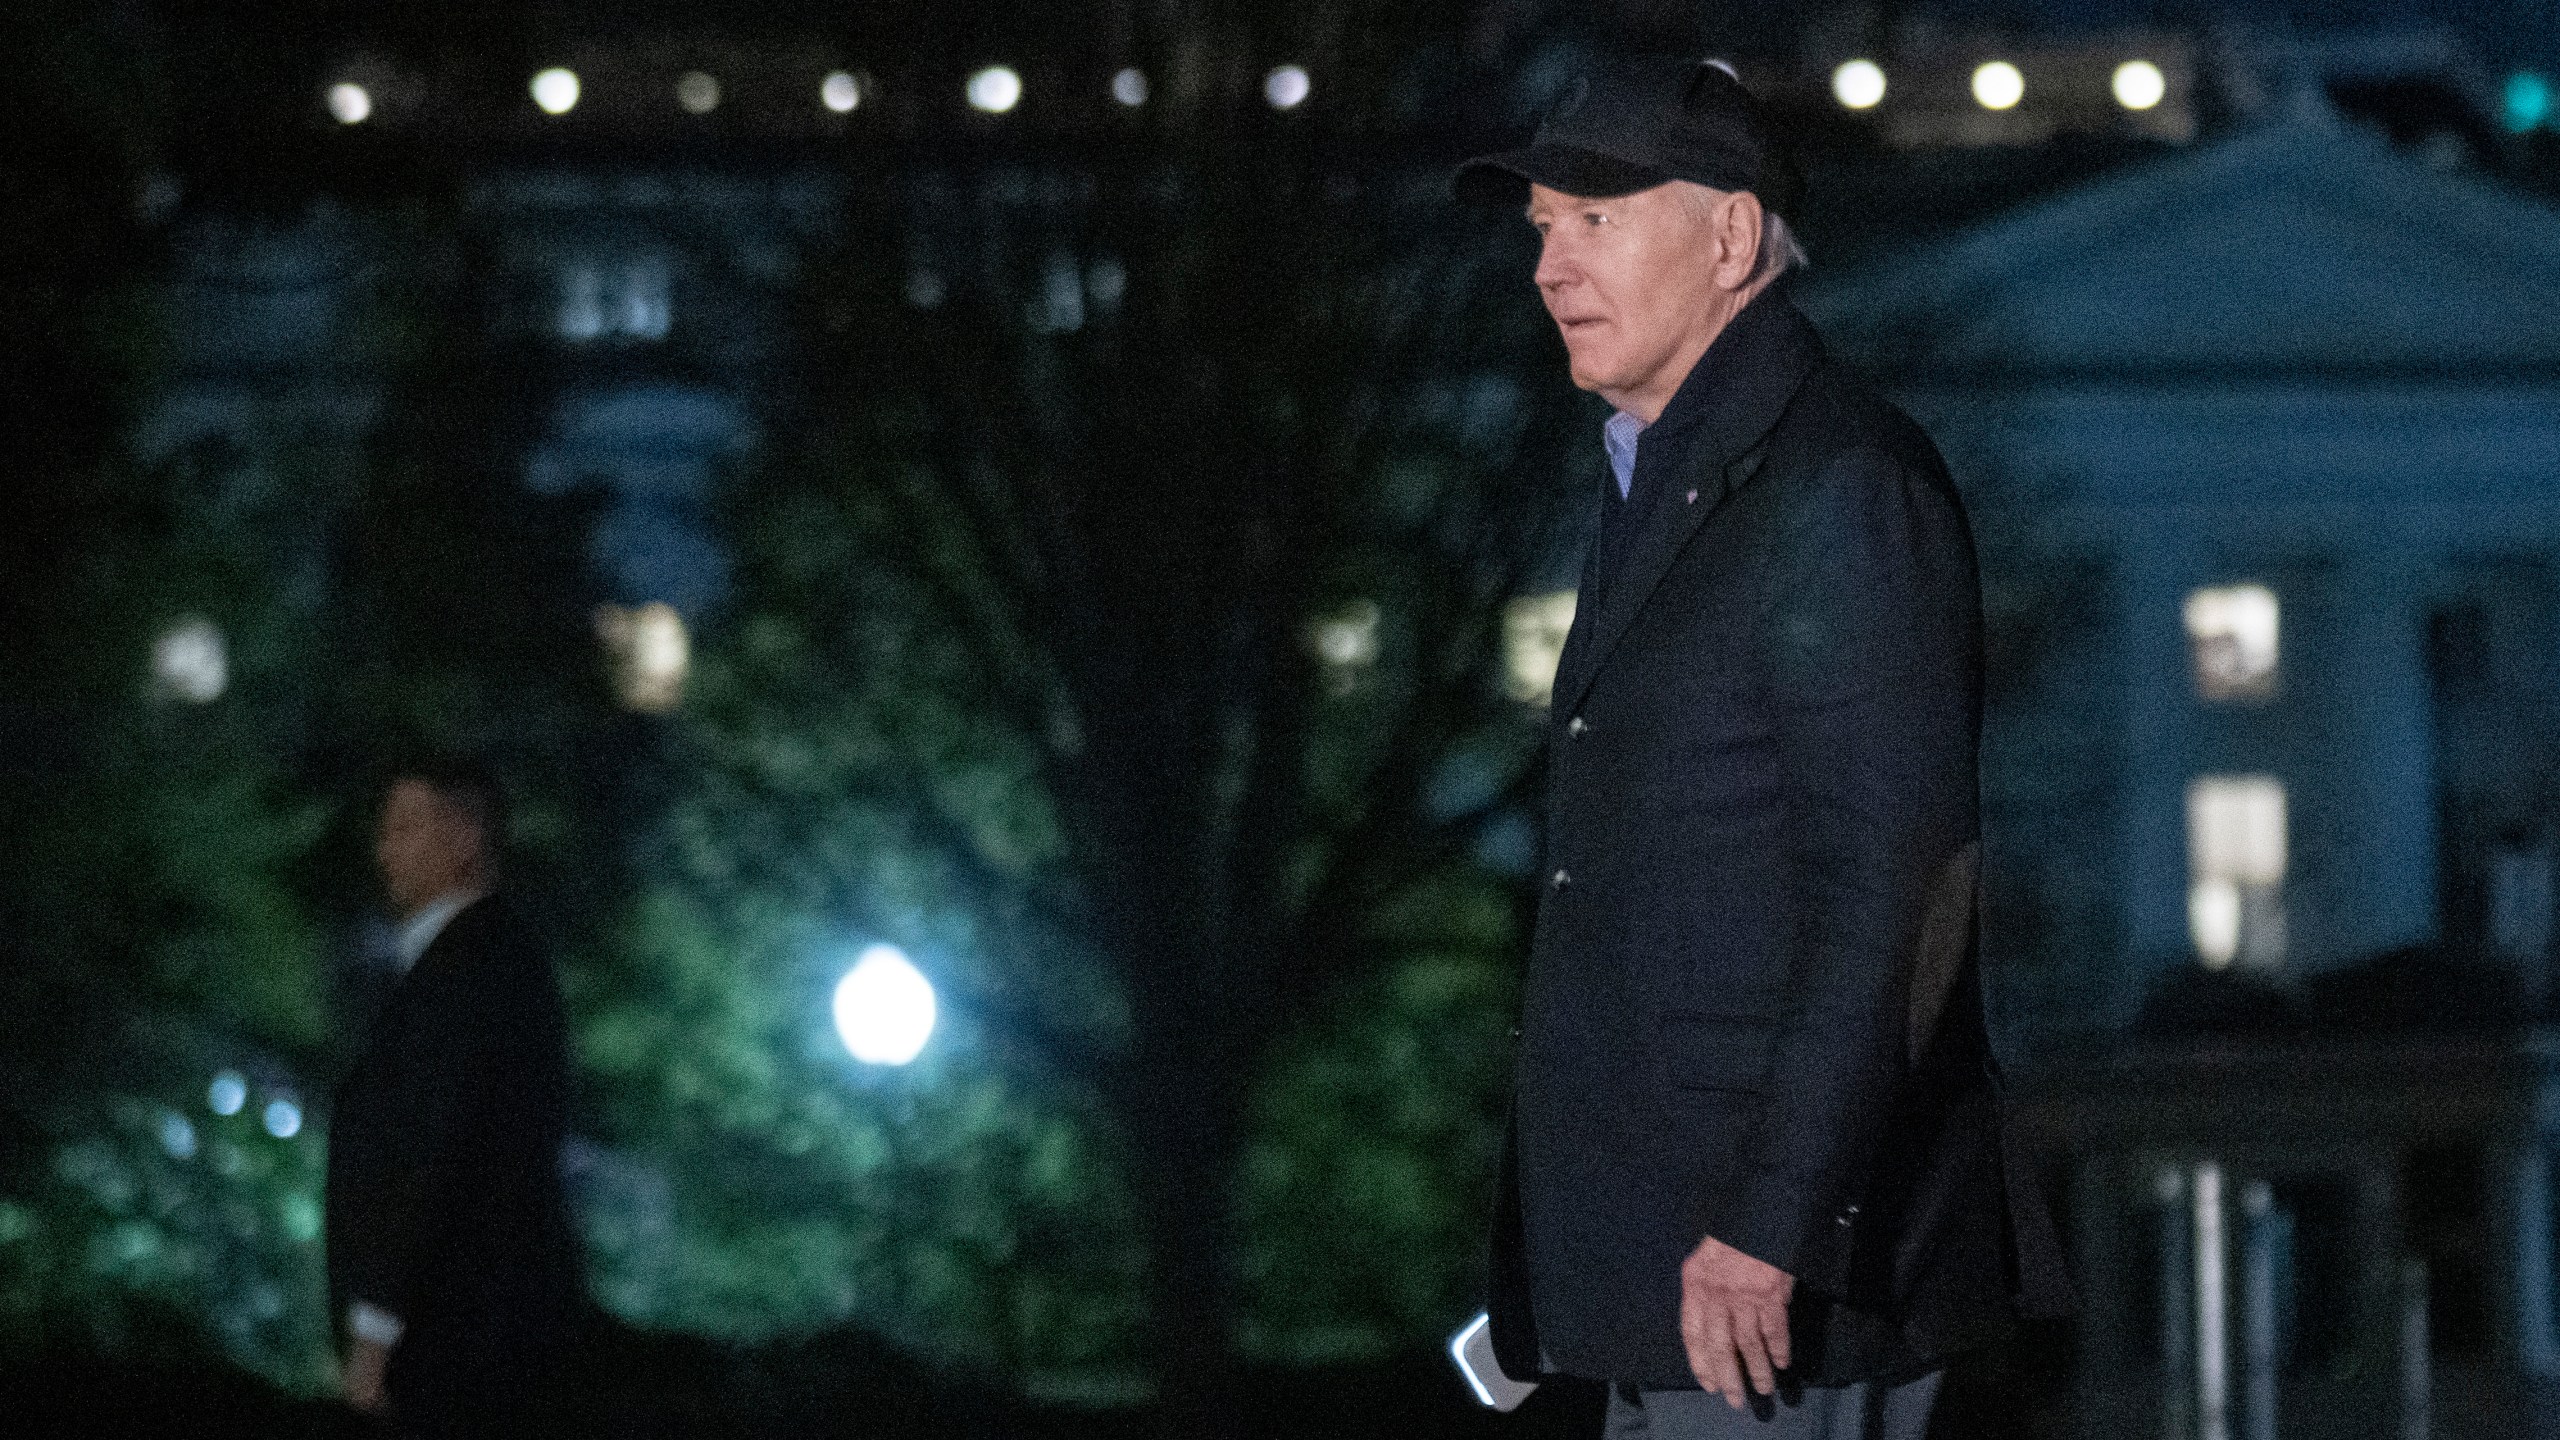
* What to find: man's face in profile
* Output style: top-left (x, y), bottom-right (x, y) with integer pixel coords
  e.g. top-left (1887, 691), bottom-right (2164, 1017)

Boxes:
top-left (1525, 180), bottom-right (1751, 416)
top-left (374, 779), bottom-right (482, 920)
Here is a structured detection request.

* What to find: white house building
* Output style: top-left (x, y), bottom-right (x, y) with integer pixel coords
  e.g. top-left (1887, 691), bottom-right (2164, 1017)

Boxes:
top-left (1805, 95), bottom-right (2560, 1044)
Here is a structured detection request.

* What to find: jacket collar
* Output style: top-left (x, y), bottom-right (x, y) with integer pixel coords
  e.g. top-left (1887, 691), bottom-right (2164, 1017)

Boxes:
top-left (1549, 290), bottom-right (1826, 719)
top-left (1643, 286), bottom-right (1824, 479)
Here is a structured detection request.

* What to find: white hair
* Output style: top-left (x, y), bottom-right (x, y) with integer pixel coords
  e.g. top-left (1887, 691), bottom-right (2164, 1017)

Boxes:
top-left (1671, 180), bottom-right (1808, 284)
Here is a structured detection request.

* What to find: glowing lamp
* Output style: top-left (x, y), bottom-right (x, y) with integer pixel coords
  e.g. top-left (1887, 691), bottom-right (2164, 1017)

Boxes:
top-left (1831, 60), bottom-right (1886, 110)
top-left (2112, 60), bottom-right (2166, 112)
top-left (328, 83), bottom-right (372, 125)
top-left (968, 66), bottom-right (1022, 114)
top-left (1264, 65), bottom-right (1310, 110)
top-left (833, 944), bottom-right (937, 1066)
top-left (1971, 61), bottom-right (2024, 112)
top-left (531, 68), bottom-right (580, 116)
top-left (2507, 73), bottom-right (2553, 134)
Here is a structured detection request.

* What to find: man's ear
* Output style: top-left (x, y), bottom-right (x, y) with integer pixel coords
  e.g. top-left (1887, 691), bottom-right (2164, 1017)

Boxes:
top-left (1716, 191), bottom-right (1764, 291)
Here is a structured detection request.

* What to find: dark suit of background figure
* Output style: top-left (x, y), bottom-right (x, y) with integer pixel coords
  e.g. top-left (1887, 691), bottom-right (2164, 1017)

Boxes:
top-left (327, 895), bottom-right (580, 1434)
top-left (1489, 291), bottom-right (2073, 1391)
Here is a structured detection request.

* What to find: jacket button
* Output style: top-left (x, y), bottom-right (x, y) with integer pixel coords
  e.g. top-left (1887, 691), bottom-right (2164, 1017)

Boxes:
top-left (1566, 715), bottom-right (1587, 737)
top-left (1549, 869), bottom-right (1572, 892)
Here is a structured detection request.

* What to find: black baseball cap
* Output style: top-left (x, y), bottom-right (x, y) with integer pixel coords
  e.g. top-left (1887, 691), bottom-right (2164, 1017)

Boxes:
top-left (1456, 55), bottom-right (1801, 220)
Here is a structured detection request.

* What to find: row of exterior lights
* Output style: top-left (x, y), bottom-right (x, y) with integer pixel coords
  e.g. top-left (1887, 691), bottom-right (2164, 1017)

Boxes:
top-left (1829, 56), bottom-right (2168, 113)
top-left (326, 63), bottom-right (1315, 125)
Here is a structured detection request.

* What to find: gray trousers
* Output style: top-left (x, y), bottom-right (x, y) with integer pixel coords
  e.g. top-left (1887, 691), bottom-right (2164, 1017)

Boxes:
top-left (1602, 1371), bottom-right (1941, 1440)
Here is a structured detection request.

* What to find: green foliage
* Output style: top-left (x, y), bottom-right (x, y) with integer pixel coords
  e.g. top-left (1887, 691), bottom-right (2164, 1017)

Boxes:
top-left (574, 474), bottom-right (1147, 1385)
top-left (564, 162), bottom-right (1578, 1402)
top-left (0, 1053), bottom-right (334, 1394)
top-left (1233, 869), bottom-right (1522, 1366)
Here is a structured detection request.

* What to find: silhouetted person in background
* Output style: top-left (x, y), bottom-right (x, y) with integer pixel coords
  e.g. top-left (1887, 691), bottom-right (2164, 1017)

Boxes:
top-left (327, 760), bottom-right (579, 1435)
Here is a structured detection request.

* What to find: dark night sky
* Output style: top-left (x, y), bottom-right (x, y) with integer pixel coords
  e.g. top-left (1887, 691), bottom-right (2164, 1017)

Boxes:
top-left (321, 0), bottom-right (2560, 65)
top-left (1684, 0), bottom-right (2560, 68)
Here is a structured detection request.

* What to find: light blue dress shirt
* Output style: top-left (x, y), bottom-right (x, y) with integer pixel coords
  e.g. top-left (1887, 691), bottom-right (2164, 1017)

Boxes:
top-left (1603, 410), bottom-right (1647, 499)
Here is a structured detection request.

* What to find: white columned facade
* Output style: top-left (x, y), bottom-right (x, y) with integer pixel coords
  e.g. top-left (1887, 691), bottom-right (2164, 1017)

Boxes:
top-left (2331, 546), bottom-right (2439, 960)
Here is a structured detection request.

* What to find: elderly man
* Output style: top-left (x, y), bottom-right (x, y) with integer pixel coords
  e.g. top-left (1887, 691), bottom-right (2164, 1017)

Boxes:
top-left (1459, 58), bottom-right (2070, 1438)
top-left (327, 760), bottom-right (580, 1435)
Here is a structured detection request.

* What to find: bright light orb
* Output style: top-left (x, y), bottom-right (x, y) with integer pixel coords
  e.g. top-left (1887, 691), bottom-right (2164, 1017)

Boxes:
top-left (159, 1112), bottom-right (199, 1160)
top-left (152, 617), bottom-right (227, 703)
top-left (676, 71), bottom-right (720, 114)
top-left (531, 68), bottom-right (580, 116)
top-left (1112, 68), bottom-right (1149, 107)
top-left (2112, 59), bottom-right (2166, 112)
top-left (263, 1099), bottom-right (303, 1139)
top-left (832, 944), bottom-right (937, 1066)
top-left (1971, 60), bottom-right (2024, 112)
top-left (208, 1071), bottom-right (247, 1116)
top-left (1264, 65), bottom-right (1311, 110)
top-left (327, 82), bottom-right (372, 125)
top-left (1831, 59), bottom-right (1886, 110)
top-left (822, 71), bottom-right (861, 113)
top-left (968, 66), bottom-right (1022, 114)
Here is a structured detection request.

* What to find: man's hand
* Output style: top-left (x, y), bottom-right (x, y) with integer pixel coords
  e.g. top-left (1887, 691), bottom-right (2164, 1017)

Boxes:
top-left (1680, 1234), bottom-right (1795, 1409)
top-left (343, 1337), bottom-right (391, 1416)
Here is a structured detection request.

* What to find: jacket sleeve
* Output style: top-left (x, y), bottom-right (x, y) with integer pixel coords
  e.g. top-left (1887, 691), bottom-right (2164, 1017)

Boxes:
top-left (1700, 444), bottom-right (1982, 1289)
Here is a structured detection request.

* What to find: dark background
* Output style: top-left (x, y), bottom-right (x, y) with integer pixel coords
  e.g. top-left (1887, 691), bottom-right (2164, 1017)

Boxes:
top-left (6, 2), bottom-right (2559, 1436)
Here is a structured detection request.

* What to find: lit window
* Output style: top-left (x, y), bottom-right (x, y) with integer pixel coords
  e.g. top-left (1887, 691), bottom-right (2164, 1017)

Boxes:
top-left (556, 257), bottom-right (670, 343)
top-left (1112, 68), bottom-right (1149, 107)
top-left (822, 71), bottom-right (861, 113)
top-left (2491, 839), bottom-right (2554, 962)
top-left (2185, 584), bottom-right (2278, 703)
top-left (1264, 65), bottom-right (1311, 110)
top-left (968, 66), bottom-right (1022, 114)
top-left (2187, 776), bottom-right (2286, 969)
top-left (1502, 591), bottom-right (1578, 707)
top-left (530, 68), bottom-right (580, 116)
top-left (1831, 59), bottom-right (1886, 110)
top-left (327, 83), bottom-right (372, 125)
top-left (1307, 599), bottom-right (1381, 695)
top-left (1971, 61), bottom-right (2024, 112)
top-left (1085, 257), bottom-right (1127, 312)
top-left (2113, 60), bottom-right (2166, 112)
top-left (596, 603), bottom-right (689, 713)
top-left (1030, 253), bottom-right (1086, 334)
top-left (676, 71), bottom-right (720, 115)
top-left (153, 617), bottom-right (227, 703)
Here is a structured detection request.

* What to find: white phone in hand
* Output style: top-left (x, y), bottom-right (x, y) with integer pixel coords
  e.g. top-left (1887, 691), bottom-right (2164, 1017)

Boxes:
top-left (1449, 1310), bottom-right (1539, 1412)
